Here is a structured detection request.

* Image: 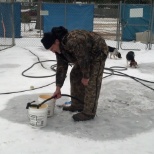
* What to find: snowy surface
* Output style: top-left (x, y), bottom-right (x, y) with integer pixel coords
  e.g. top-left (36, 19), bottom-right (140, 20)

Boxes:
top-left (0, 38), bottom-right (154, 154)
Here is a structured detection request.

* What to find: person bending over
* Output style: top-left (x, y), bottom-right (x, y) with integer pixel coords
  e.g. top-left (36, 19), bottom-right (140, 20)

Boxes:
top-left (41, 26), bottom-right (108, 121)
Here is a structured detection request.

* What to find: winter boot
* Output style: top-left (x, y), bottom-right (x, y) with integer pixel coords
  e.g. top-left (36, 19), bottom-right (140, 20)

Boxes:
top-left (72, 112), bottom-right (95, 121)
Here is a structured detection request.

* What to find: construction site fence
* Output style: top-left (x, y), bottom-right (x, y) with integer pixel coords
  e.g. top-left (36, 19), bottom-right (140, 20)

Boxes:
top-left (0, 1), bottom-right (154, 51)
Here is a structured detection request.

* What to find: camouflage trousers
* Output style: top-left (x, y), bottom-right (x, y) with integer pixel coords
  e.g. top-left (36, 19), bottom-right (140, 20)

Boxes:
top-left (70, 54), bottom-right (106, 116)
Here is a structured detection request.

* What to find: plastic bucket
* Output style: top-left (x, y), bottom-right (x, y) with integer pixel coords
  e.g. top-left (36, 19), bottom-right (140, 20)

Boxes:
top-left (28, 103), bottom-right (48, 128)
top-left (38, 93), bottom-right (56, 117)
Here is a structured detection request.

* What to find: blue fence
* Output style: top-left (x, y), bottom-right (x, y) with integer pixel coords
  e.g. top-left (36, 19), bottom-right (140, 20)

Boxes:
top-left (42, 3), bottom-right (94, 33)
top-left (121, 4), bottom-right (152, 41)
top-left (0, 3), bottom-right (21, 38)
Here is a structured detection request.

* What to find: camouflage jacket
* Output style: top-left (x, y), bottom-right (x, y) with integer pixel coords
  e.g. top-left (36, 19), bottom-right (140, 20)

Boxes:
top-left (56, 30), bottom-right (108, 88)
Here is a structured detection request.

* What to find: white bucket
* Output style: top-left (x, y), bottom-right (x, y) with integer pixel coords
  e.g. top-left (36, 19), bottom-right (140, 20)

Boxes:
top-left (38, 93), bottom-right (56, 117)
top-left (28, 103), bottom-right (48, 128)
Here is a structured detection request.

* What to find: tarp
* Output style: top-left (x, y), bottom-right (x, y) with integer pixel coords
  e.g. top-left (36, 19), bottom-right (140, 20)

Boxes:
top-left (42, 3), bottom-right (94, 32)
top-left (121, 4), bottom-right (152, 41)
top-left (0, 3), bottom-right (21, 38)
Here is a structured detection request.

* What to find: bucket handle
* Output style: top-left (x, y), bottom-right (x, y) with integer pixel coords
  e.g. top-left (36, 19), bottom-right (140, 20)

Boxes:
top-left (26, 101), bottom-right (36, 109)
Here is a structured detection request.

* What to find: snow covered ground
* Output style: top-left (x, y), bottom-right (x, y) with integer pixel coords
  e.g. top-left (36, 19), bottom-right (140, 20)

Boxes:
top-left (0, 38), bottom-right (154, 154)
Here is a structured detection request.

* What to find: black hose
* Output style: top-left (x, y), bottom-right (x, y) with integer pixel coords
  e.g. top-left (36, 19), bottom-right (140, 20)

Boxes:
top-left (22, 60), bottom-right (56, 78)
top-left (104, 67), bottom-right (154, 91)
top-left (21, 47), bottom-right (48, 70)
top-left (26, 94), bottom-right (84, 109)
top-left (1, 47), bottom-right (154, 95)
top-left (0, 82), bottom-right (55, 95)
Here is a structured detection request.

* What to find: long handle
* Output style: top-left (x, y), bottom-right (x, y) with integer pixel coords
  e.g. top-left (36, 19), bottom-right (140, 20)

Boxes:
top-left (26, 94), bottom-right (84, 109)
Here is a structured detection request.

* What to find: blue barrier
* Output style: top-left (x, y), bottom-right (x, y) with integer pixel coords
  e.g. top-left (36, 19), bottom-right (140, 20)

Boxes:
top-left (42, 3), bottom-right (94, 32)
top-left (0, 3), bottom-right (21, 38)
top-left (121, 4), bottom-right (152, 41)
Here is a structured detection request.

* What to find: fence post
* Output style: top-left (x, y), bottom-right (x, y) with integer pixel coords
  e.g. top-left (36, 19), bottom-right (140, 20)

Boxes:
top-left (149, 1), bottom-right (154, 50)
top-left (39, 0), bottom-right (42, 38)
top-left (116, 1), bottom-right (122, 50)
top-left (11, 0), bottom-right (15, 46)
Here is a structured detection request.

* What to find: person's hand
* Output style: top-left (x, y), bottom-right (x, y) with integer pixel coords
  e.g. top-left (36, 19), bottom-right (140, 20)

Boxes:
top-left (53, 86), bottom-right (61, 99)
top-left (81, 78), bottom-right (89, 86)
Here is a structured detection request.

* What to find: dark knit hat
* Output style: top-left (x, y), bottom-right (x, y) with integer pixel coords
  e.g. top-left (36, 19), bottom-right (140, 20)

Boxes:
top-left (41, 32), bottom-right (56, 50)
top-left (51, 26), bottom-right (68, 41)
top-left (41, 26), bottom-right (68, 50)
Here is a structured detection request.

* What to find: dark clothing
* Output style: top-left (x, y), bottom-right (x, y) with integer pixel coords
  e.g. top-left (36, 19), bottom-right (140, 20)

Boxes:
top-left (56, 30), bottom-right (108, 115)
top-left (56, 30), bottom-right (108, 87)
top-left (70, 55), bottom-right (106, 116)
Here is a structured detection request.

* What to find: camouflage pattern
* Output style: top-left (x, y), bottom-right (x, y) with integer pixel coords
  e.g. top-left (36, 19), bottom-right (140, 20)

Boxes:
top-left (55, 30), bottom-right (108, 115)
